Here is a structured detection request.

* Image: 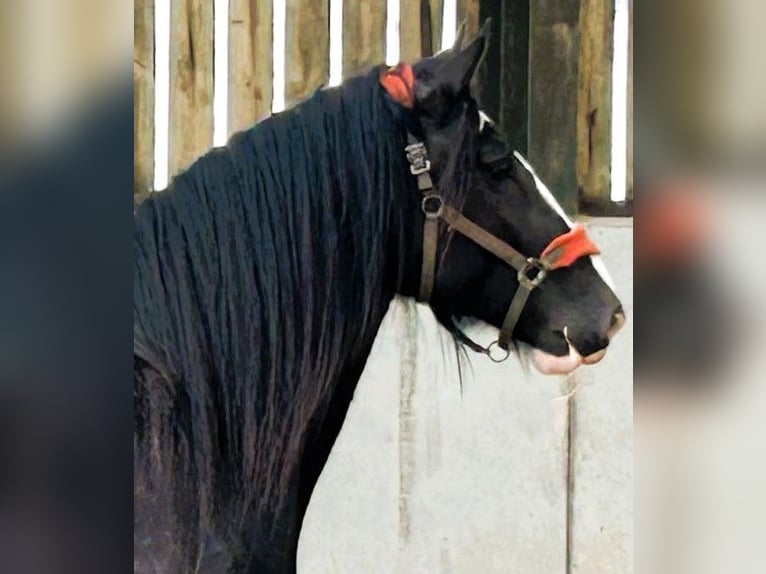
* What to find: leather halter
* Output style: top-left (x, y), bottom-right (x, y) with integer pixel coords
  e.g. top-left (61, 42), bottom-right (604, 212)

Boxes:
top-left (405, 134), bottom-right (600, 361)
top-left (381, 62), bottom-right (600, 361)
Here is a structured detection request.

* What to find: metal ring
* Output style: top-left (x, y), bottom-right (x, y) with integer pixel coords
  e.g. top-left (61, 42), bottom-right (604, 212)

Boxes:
top-left (486, 340), bottom-right (511, 363)
top-left (517, 257), bottom-right (547, 289)
top-left (421, 194), bottom-right (444, 219)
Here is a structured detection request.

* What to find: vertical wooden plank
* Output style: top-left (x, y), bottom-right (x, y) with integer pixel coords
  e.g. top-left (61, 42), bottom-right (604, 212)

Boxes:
top-left (627, 0), bottom-right (633, 200)
top-left (528, 0), bottom-right (581, 214)
top-left (576, 0), bottom-right (614, 208)
top-left (285, 0), bottom-right (329, 106)
top-left (500, 0), bottom-right (530, 154)
top-left (343, 1), bottom-right (386, 77)
top-left (456, 0), bottom-right (480, 37)
top-left (400, 0), bottom-right (444, 62)
top-left (477, 4), bottom-right (502, 128)
top-left (479, 0), bottom-right (529, 152)
top-left (429, 0), bottom-right (444, 54)
top-left (134, 0), bottom-right (154, 194)
top-left (228, 0), bottom-right (273, 136)
top-left (399, 0), bottom-right (422, 62)
top-left (0, 3), bottom-right (18, 151)
top-left (457, 0), bottom-right (481, 96)
top-left (168, 0), bottom-right (214, 178)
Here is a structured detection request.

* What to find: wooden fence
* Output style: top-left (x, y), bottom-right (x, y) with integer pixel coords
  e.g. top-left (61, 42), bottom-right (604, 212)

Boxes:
top-left (133, 0), bottom-right (631, 213)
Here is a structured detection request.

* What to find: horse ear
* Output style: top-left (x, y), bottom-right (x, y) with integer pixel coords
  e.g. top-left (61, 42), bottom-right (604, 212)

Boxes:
top-left (452, 20), bottom-right (468, 51)
top-left (433, 19), bottom-right (491, 93)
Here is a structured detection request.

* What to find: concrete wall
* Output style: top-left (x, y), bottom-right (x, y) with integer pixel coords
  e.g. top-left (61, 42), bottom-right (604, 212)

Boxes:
top-left (298, 218), bottom-right (633, 573)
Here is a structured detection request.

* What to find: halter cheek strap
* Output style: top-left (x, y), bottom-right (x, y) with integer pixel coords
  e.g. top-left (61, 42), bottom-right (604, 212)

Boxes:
top-left (380, 63), bottom-right (601, 358)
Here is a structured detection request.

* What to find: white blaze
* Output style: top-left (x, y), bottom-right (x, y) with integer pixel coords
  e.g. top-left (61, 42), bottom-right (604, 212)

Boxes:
top-left (477, 110), bottom-right (616, 291)
top-left (512, 151), bottom-right (575, 227)
top-left (512, 151), bottom-right (617, 292)
top-left (478, 110), bottom-right (493, 132)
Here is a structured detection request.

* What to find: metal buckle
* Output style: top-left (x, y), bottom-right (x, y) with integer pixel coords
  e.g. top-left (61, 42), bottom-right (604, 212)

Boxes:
top-left (410, 160), bottom-right (431, 175)
top-left (518, 257), bottom-right (547, 289)
top-left (486, 340), bottom-right (511, 363)
top-left (421, 194), bottom-right (444, 219)
top-left (405, 142), bottom-right (431, 175)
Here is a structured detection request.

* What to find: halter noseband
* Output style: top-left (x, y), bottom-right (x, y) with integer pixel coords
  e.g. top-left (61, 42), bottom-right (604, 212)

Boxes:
top-left (406, 135), bottom-right (601, 361)
top-left (382, 63), bottom-right (600, 361)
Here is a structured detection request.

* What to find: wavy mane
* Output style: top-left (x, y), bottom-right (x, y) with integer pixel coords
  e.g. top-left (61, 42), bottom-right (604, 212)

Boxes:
top-left (133, 69), bottom-right (424, 539)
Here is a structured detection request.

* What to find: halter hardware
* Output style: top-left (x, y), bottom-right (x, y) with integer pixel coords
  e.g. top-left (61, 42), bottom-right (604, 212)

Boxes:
top-left (405, 141), bottom-right (431, 175)
top-left (403, 133), bottom-right (599, 359)
top-left (518, 258), bottom-right (547, 289)
top-left (421, 194), bottom-right (444, 218)
top-left (486, 341), bottom-right (512, 363)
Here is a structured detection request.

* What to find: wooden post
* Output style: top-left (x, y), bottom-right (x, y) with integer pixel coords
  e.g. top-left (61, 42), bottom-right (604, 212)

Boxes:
top-left (228, 0), bottom-right (273, 136)
top-left (134, 0), bottom-right (154, 194)
top-left (400, 0), bottom-right (424, 62)
top-left (480, 0), bottom-right (529, 154)
top-left (399, 0), bottom-right (444, 60)
top-left (576, 0), bottom-right (614, 208)
top-left (528, 0), bottom-right (581, 214)
top-left (457, 0), bottom-right (481, 96)
top-left (168, 0), bottom-right (214, 179)
top-left (343, 0), bottom-right (386, 77)
top-left (457, 0), bottom-right (480, 38)
top-left (429, 0), bottom-right (444, 53)
top-left (285, 0), bottom-right (329, 106)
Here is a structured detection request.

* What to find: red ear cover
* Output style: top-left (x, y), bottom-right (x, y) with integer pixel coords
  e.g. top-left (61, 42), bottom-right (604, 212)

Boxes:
top-left (379, 63), bottom-right (415, 108)
top-left (541, 224), bottom-right (601, 270)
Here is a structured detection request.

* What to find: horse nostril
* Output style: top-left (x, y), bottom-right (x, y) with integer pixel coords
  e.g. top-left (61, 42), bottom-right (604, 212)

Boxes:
top-left (608, 308), bottom-right (626, 339)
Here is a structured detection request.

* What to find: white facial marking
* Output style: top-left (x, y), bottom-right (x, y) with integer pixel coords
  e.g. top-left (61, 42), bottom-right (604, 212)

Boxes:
top-left (589, 255), bottom-right (616, 291)
top-left (512, 151), bottom-right (617, 291)
top-left (512, 151), bottom-right (574, 227)
top-left (478, 110), bottom-right (493, 132)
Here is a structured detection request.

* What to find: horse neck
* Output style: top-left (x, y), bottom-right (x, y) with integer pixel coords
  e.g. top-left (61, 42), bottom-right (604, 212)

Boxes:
top-left (229, 121), bottom-right (418, 551)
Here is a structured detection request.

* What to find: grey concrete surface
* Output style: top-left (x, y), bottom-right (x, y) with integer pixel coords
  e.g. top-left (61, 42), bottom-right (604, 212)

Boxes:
top-left (298, 218), bottom-right (633, 573)
top-left (569, 219), bottom-right (633, 574)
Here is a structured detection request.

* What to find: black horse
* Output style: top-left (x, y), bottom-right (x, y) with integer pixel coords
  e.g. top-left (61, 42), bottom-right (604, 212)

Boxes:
top-left (134, 27), bottom-right (622, 573)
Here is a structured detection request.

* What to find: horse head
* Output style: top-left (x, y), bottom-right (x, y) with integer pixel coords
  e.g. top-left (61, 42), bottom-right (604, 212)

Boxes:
top-left (383, 22), bottom-right (625, 374)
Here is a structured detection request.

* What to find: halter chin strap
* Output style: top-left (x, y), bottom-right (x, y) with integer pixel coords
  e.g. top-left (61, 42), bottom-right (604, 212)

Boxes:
top-left (380, 62), bottom-right (601, 356)
top-left (405, 134), bottom-right (600, 355)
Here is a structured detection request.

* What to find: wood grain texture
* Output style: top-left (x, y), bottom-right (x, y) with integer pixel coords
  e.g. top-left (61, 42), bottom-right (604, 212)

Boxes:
top-left (576, 0), bottom-right (614, 205)
top-left (429, 0), bottom-right (444, 54)
top-left (134, 0), bottom-right (154, 194)
top-left (528, 0), bottom-right (581, 214)
top-left (399, 0), bottom-right (446, 62)
top-left (457, 0), bottom-right (481, 96)
top-left (285, 0), bottom-right (329, 106)
top-left (168, 0), bottom-right (214, 179)
top-left (228, 0), bottom-right (273, 136)
top-left (343, 0), bottom-right (386, 77)
top-left (457, 0), bottom-right (480, 38)
top-left (399, 0), bottom-right (423, 62)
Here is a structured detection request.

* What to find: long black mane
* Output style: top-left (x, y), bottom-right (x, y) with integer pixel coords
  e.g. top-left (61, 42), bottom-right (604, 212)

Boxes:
top-left (133, 65), bottom-right (487, 571)
top-left (133, 69), bottom-right (437, 553)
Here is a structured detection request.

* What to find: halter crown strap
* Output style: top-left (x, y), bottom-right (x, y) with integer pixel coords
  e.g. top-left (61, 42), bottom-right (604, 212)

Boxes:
top-left (405, 133), bottom-right (439, 301)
